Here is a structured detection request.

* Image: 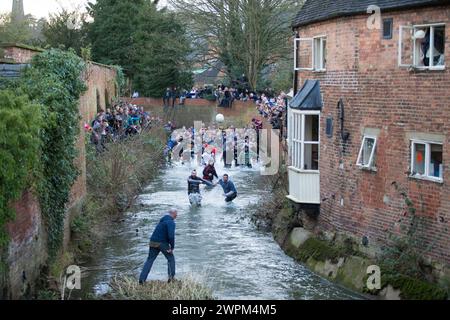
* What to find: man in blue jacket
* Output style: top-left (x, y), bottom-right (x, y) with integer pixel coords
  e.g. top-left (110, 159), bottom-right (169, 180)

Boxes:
top-left (216, 174), bottom-right (238, 202)
top-left (139, 209), bottom-right (178, 284)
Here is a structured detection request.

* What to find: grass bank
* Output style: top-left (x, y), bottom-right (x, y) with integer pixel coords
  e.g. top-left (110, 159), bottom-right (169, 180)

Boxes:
top-left (105, 275), bottom-right (214, 300)
top-left (71, 128), bottom-right (167, 262)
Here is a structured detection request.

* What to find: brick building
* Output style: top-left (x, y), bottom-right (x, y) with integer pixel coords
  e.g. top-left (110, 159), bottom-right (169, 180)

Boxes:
top-left (287, 0), bottom-right (450, 266)
top-left (0, 44), bottom-right (117, 298)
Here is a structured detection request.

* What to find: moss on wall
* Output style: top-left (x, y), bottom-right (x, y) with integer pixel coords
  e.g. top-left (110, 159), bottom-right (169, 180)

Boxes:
top-left (272, 207), bottom-right (295, 245)
top-left (382, 274), bottom-right (448, 300)
top-left (283, 228), bottom-right (449, 300)
top-left (288, 237), bottom-right (355, 264)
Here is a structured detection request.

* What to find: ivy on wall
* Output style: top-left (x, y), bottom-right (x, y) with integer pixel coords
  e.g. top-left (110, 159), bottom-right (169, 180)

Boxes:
top-left (112, 65), bottom-right (125, 97)
top-left (0, 91), bottom-right (43, 248)
top-left (19, 49), bottom-right (87, 259)
top-left (0, 91), bottom-right (43, 289)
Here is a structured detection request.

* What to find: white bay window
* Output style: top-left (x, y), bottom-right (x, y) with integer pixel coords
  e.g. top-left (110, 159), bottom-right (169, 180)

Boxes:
top-left (289, 111), bottom-right (320, 171)
top-left (287, 109), bottom-right (321, 204)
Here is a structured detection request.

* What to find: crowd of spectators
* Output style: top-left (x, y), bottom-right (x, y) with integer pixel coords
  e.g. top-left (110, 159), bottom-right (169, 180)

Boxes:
top-left (255, 92), bottom-right (288, 130)
top-left (86, 101), bottom-right (164, 153)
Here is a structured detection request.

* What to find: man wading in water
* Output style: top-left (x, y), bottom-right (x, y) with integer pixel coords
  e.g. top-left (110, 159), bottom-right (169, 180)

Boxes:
top-left (139, 209), bottom-right (178, 284)
top-left (215, 174), bottom-right (238, 202)
top-left (187, 170), bottom-right (212, 206)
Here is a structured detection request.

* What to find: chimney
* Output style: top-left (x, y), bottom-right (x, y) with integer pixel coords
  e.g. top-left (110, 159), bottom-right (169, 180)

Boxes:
top-left (11, 0), bottom-right (25, 23)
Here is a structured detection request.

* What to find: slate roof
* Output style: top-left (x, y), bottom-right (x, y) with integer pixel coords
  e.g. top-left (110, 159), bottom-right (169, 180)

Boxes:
top-left (290, 80), bottom-right (323, 111)
top-left (293, 0), bottom-right (450, 27)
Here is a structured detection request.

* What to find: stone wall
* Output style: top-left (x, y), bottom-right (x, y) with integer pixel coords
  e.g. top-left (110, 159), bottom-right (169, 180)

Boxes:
top-left (293, 5), bottom-right (450, 265)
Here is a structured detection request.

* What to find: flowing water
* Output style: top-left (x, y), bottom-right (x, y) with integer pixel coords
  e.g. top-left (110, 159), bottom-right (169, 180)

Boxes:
top-left (79, 105), bottom-right (362, 300)
top-left (80, 160), bottom-right (362, 300)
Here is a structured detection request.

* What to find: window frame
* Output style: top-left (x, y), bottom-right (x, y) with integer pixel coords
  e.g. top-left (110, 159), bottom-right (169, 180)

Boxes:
top-left (294, 35), bottom-right (327, 72)
top-left (410, 139), bottom-right (444, 183)
top-left (288, 109), bottom-right (321, 173)
top-left (294, 37), bottom-right (314, 71)
top-left (382, 18), bottom-right (393, 40)
top-left (313, 35), bottom-right (327, 72)
top-left (398, 22), bottom-right (446, 70)
top-left (356, 135), bottom-right (378, 170)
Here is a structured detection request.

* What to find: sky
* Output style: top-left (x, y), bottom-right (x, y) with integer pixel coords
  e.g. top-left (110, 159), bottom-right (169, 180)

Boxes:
top-left (0, 0), bottom-right (168, 18)
top-left (0, 0), bottom-right (91, 18)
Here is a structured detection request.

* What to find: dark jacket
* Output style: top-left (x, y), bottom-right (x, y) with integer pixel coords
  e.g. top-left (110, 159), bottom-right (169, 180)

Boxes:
top-left (203, 165), bottom-right (218, 181)
top-left (150, 214), bottom-right (176, 250)
top-left (167, 138), bottom-right (178, 150)
top-left (164, 89), bottom-right (172, 98)
top-left (188, 176), bottom-right (205, 194)
top-left (218, 179), bottom-right (237, 196)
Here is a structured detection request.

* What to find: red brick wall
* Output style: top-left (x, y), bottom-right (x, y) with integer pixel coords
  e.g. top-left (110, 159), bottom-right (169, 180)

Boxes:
top-left (2, 46), bottom-right (41, 64)
top-left (122, 97), bottom-right (256, 109)
top-left (6, 191), bottom-right (47, 299)
top-left (294, 5), bottom-right (450, 264)
top-left (70, 63), bottom-right (117, 206)
top-left (65, 62), bottom-right (117, 247)
top-left (122, 97), bottom-right (258, 125)
top-left (5, 51), bottom-right (117, 297)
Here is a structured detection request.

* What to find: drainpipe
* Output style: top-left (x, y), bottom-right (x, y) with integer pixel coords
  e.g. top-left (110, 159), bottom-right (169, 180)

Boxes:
top-left (337, 98), bottom-right (350, 142)
top-left (293, 30), bottom-right (300, 96)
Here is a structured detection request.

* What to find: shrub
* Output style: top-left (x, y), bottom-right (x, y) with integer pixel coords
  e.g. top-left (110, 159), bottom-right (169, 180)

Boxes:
top-left (19, 49), bottom-right (87, 259)
top-left (86, 128), bottom-right (165, 216)
top-left (0, 90), bottom-right (42, 248)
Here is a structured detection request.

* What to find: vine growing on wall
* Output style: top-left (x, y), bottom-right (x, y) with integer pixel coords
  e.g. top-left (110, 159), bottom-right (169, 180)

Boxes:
top-left (20, 49), bottom-right (87, 259)
top-left (112, 65), bottom-right (125, 98)
top-left (380, 182), bottom-right (433, 280)
top-left (0, 91), bottom-right (43, 283)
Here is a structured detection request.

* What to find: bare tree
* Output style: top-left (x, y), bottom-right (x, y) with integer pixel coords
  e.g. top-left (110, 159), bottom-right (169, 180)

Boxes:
top-left (170, 0), bottom-right (301, 90)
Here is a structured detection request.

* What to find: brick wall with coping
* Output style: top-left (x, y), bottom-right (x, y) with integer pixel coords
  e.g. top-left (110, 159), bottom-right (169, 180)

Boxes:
top-left (1, 45), bottom-right (42, 64)
top-left (294, 5), bottom-right (450, 265)
top-left (3, 46), bottom-right (117, 299)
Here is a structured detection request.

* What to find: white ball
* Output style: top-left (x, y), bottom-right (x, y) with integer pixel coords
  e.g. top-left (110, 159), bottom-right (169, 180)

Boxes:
top-left (414, 30), bottom-right (426, 39)
top-left (216, 114), bottom-right (225, 123)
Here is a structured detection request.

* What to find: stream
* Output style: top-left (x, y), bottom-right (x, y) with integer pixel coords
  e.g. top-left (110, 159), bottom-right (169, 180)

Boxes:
top-left (80, 158), bottom-right (362, 300)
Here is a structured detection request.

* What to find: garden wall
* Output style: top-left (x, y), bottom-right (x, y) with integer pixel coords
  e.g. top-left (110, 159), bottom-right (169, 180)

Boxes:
top-left (3, 45), bottom-right (117, 299)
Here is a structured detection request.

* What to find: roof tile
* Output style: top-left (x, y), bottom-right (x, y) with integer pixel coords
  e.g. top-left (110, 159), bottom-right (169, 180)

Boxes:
top-left (293, 0), bottom-right (450, 27)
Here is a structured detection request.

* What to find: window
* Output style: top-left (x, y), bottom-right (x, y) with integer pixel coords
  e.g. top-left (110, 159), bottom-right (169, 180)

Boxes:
top-left (411, 140), bottom-right (443, 182)
top-left (294, 36), bottom-right (327, 71)
top-left (313, 37), bottom-right (327, 71)
top-left (399, 23), bottom-right (446, 70)
top-left (383, 18), bottom-right (393, 39)
top-left (357, 136), bottom-right (377, 169)
top-left (289, 111), bottom-right (320, 171)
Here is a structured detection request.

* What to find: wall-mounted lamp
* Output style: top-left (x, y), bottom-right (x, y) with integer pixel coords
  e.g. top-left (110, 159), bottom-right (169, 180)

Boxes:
top-left (337, 98), bottom-right (350, 142)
